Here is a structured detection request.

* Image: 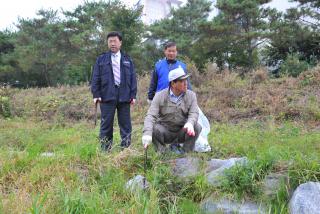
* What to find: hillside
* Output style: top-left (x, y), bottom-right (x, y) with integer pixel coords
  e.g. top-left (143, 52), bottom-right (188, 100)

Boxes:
top-left (1, 64), bottom-right (320, 125)
top-left (0, 66), bottom-right (320, 213)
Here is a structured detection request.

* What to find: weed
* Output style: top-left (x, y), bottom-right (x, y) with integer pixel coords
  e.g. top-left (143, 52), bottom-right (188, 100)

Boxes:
top-left (30, 193), bottom-right (48, 214)
top-left (220, 158), bottom-right (274, 199)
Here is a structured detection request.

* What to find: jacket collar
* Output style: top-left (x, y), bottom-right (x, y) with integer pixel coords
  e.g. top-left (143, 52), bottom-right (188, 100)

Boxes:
top-left (166, 58), bottom-right (177, 64)
top-left (105, 50), bottom-right (125, 63)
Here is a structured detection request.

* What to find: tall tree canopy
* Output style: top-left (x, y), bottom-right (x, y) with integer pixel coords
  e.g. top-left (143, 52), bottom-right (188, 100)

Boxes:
top-left (0, 0), bottom-right (143, 87)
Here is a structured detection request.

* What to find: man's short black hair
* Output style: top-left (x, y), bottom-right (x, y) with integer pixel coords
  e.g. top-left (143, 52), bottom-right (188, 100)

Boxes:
top-left (107, 31), bottom-right (122, 41)
top-left (164, 41), bottom-right (176, 50)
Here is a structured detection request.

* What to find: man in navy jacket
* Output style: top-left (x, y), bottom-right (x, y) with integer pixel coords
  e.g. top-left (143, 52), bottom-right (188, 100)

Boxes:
top-left (91, 31), bottom-right (137, 151)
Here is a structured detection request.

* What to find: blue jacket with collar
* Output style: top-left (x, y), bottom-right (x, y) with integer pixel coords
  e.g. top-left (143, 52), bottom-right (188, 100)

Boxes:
top-left (147, 58), bottom-right (191, 100)
top-left (91, 51), bottom-right (137, 102)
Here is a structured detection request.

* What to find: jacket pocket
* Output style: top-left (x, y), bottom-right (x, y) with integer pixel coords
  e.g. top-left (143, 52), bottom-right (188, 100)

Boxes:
top-left (99, 63), bottom-right (111, 86)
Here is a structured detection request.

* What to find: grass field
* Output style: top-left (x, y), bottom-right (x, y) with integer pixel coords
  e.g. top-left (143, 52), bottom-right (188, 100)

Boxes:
top-left (0, 118), bottom-right (319, 213)
top-left (1, 66), bottom-right (320, 213)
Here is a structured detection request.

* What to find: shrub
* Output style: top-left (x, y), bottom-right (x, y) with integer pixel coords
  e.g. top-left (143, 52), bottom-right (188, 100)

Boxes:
top-left (220, 158), bottom-right (274, 199)
top-left (280, 53), bottom-right (309, 77)
top-left (299, 64), bottom-right (320, 86)
top-left (250, 68), bottom-right (269, 85)
top-left (0, 87), bottom-right (11, 118)
top-left (0, 96), bottom-right (11, 117)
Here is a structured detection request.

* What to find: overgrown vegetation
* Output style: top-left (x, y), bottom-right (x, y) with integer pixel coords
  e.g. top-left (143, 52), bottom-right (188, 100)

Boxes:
top-left (1, 64), bottom-right (320, 213)
top-left (1, 1), bottom-right (320, 212)
top-left (1, 0), bottom-right (320, 86)
top-left (1, 64), bottom-right (320, 125)
top-left (1, 117), bottom-right (319, 213)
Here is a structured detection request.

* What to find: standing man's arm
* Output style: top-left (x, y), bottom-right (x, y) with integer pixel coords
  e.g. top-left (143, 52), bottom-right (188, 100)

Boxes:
top-left (147, 69), bottom-right (158, 102)
top-left (130, 59), bottom-right (137, 104)
top-left (91, 59), bottom-right (102, 103)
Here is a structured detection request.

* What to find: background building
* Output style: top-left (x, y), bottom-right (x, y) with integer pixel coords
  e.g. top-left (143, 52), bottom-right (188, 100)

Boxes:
top-left (135, 0), bottom-right (184, 24)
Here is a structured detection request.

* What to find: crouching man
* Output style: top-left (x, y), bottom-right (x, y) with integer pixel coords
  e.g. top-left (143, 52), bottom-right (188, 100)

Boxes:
top-left (142, 66), bottom-right (201, 153)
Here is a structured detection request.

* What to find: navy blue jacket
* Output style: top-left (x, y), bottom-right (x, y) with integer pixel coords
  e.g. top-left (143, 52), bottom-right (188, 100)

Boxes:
top-left (147, 58), bottom-right (191, 100)
top-left (91, 51), bottom-right (137, 102)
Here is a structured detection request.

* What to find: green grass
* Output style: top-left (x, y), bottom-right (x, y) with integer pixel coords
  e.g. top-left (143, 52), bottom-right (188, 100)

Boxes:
top-left (0, 118), bottom-right (319, 213)
top-left (210, 119), bottom-right (320, 213)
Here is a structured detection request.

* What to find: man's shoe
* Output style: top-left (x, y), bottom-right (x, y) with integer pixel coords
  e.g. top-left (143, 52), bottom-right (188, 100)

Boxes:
top-left (170, 144), bottom-right (184, 155)
top-left (100, 137), bottom-right (112, 152)
top-left (101, 143), bottom-right (112, 152)
top-left (120, 139), bottom-right (131, 150)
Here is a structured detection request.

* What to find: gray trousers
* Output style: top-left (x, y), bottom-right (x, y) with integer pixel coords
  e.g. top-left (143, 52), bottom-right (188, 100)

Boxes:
top-left (152, 123), bottom-right (202, 153)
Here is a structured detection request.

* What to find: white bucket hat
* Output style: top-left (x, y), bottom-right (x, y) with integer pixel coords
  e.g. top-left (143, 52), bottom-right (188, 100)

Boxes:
top-left (168, 66), bottom-right (190, 82)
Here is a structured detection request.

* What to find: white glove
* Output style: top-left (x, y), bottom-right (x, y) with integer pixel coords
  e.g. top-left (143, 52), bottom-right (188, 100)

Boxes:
top-left (147, 99), bottom-right (152, 104)
top-left (183, 122), bottom-right (195, 136)
top-left (142, 135), bottom-right (152, 149)
top-left (94, 97), bottom-right (101, 104)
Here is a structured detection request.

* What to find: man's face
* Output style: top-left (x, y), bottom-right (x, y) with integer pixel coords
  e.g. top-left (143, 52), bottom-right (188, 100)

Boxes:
top-left (164, 46), bottom-right (177, 60)
top-left (172, 79), bottom-right (187, 94)
top-left (108, 36), bottom-right (122, 53)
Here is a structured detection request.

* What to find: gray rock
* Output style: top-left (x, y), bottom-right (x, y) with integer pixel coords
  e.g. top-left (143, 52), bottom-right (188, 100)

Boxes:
top-left (289, 182), bottom-right (320, 214)
top-left (262, 173), bottom-right (288, 197)
top-left (170, 157), bottom-right (201, 179)
top-left (125, 175), bottom-right (149, 192)
top-left (206, 157), bottom-right (247, 186)
top-left (40, 152), bottom-right (55, 157)
top-left (201, 197), bottom-right (266, 214)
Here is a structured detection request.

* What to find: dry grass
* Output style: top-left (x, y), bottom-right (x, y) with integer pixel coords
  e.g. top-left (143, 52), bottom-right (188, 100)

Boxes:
top-left (1, 65), bottom-right (320, 213)
top-left (110, 147), bottom-right (141, 169)
top-left (250, 67), bottom-right (269, 85)
top-left (189, 64), bottom-right (320, 124)
top-left (298, 64), bottom-right (320, 87)
top-left (2, 64), bottom-right (320, 126)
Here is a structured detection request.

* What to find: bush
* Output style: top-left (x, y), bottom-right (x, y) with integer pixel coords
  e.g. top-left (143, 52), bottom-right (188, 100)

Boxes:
top-left (220, 158), bottom-right (274, 198)
top-left (280, 53), bottom-right (309, 77)
top-left (250, 68), bottom-right (269, 85)
top-left (299, 64), bottom-right (320, 86)
top-left (0, 96), bottom-right (11, 117)
top-left (0, 87), bottom-right (11, 118)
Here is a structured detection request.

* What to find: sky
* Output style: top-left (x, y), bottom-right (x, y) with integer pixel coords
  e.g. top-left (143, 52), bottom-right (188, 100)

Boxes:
top-left (0, 0), bottom-right (299, 31)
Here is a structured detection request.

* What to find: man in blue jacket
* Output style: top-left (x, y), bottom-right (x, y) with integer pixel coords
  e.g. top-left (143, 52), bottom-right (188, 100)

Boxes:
top-left (147, 41), bottom-right (191, 102)
top-left (147, 41), bottom-right (191, 153)
top-left (91, 31), bottom-right (137, 151)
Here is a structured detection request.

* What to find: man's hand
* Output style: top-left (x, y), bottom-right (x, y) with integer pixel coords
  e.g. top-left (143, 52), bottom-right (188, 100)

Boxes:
top-left (130, 98), bottom-right (136, 105)
top-left (183, 122), bottom-right (195, 136)
top-left (94, 97), bottom-right (101, 104)
top-left (142, 135), bottom-right (152, 149)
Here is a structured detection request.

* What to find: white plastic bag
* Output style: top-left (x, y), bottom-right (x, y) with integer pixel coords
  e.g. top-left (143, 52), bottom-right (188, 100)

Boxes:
top-left (194, 108), bottom-right (211, 152)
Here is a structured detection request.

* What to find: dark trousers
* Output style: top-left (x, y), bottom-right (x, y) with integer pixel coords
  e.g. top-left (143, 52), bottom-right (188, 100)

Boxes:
top-left (152, 123), bottom-right (202, 153)
top-left (99, 87), bottom-right (132, 148)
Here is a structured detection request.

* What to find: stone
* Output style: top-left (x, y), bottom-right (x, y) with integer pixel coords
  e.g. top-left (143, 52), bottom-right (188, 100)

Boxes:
top-left (201, 197), bottom-right (266, 214)
top-left (262, 173), bottom-right (288, 197)
top-left (289, 182), bottom-right (320, 214)
top-left (125, 175), bottom-right (149, 192)
top-left (206, 157), bottom-right (247, 186)
top-left (40, 152), bottom-right (55, 157)
top-left (170, 157), bottom-right (201, 179)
